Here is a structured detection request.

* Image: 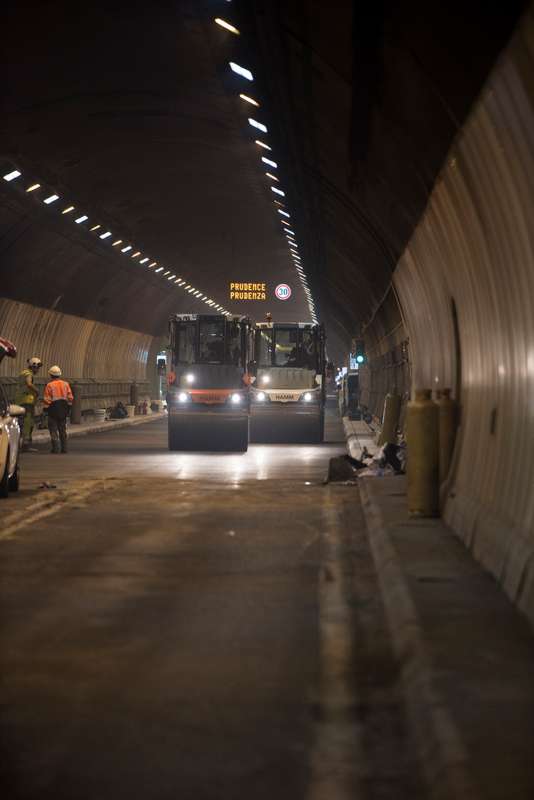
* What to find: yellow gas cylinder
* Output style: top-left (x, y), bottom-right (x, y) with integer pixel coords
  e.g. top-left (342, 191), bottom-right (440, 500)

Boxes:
top-left (377, 392), bottom-right (401, 446)
top-left (436, 388), bottom-right (457, 485)
top-left (406, 389), bottom-right (439, 517)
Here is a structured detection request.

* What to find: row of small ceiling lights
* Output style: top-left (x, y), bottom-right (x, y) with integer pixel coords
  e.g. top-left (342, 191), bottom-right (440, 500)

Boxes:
top-left (215, 7), bottom-right (318, 324)
top-left (2, 168), bottom-right (231, 316)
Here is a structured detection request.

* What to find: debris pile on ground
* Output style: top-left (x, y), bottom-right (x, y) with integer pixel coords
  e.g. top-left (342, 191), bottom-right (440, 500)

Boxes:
top-left (327, 441), bottom-right (406, 483)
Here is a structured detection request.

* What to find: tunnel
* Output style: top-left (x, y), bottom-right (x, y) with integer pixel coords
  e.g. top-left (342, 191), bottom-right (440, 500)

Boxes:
top-left (1, 1), bottom-right (534, 798)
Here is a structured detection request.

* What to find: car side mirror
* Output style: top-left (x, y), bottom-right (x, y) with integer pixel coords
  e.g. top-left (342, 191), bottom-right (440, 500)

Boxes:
top-left (8, 404), bottom-right (26, 417)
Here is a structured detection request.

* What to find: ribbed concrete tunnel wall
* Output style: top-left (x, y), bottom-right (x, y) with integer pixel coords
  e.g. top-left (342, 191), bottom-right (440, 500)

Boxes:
top-left (391, 9), bottom-right (534, 624)
top-left (0, 297), bottom-right (159, 408)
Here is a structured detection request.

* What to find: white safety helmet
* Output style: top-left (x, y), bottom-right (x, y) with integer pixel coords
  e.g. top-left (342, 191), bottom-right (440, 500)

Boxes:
top-left (49, 365), bottom-right (62, 377)
top-left (28, 356), bottom-right (42, 367)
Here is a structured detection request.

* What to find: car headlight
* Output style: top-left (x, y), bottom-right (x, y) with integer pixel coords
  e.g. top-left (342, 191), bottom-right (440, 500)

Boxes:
top-left (302, 392), bottom-right (313, 402)
top-left (178, 392), bottom-right (190, 403)
top-left (230, 393), bottom-right (242, 404)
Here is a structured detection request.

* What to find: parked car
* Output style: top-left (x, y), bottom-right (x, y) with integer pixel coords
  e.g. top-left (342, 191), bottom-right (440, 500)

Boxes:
top-left (0, 337), bottom-right (24, 497)
top-left (0, 382), bottom-right (25, 496)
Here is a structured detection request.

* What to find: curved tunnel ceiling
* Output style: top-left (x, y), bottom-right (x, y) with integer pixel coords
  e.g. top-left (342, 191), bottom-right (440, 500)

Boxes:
top-left (1, 0), bottom-right (526, 359)
top-left (1, 0), bottom-right (314, 336)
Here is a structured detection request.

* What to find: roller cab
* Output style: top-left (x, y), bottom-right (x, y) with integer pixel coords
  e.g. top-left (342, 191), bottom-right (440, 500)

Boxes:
top-left (249, 322), bottom-right (325, 443)
top-left (167, 314), bottom-right (252, 452)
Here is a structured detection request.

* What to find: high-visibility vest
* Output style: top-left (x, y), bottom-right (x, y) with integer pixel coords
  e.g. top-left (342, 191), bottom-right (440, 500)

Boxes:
top-left (16, 369), bottom-right (37, 405)
top-left (43, 379), bottom-right (74, 407)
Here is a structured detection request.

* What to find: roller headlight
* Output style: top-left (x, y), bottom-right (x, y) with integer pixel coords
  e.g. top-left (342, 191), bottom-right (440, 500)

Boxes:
top-left (303, 392), bottom-right (313, 402)
top-left (261, 375), bottom-right (271, 384)
top-left (178, 392), bottom-right (189, 403)
top-left (185, 373), bottom-right (195, 384)
top-left (231, 393), bottom-right (242, 404)
top-left (256, 391), bottom-right (266, 402)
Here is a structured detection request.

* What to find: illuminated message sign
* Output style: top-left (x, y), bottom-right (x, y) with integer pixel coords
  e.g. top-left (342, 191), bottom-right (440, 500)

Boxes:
top-left (229, 282), bottom-right (266, 300)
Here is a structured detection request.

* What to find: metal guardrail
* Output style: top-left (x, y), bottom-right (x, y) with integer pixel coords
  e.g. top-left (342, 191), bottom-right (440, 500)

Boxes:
top-left (1, 377), bottom-right (151, 415)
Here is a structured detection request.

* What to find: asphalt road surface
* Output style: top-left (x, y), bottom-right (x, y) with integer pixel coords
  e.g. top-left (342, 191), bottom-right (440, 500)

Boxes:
top-left (0, 410), bottom-right (421, 799)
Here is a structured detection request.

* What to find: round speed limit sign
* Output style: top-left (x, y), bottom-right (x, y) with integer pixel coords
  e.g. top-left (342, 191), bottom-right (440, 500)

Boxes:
top-left (275, 283), bottom-right (292, 301)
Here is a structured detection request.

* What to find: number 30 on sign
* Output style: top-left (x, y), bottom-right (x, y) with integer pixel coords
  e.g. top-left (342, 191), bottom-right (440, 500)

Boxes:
top-left (275, 284), bottom-right (292, 301)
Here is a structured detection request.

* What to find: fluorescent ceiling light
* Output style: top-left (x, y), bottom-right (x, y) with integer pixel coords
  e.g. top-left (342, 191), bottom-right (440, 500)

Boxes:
top-left (271, 186), bottom-right (285, 196)
top-left (75, 215), bottom-right (89, 224)
top-left (255, 139), bottom-right (271, 150)
top-left (277, 209), bottom-right (290, 218)
top-left (100, 231), bottom-right (112, 239)
top-left (113, 239), bottom-right (122, 246)
top-left (240, 94), bottom-right (259, 106)
top-left (90, 224), bottom-right (101, 231)
top-left (261, 156), bottom-right (277, 168)
top-left (149, 261), bottom-right (157, 267)
top-left (273, 200), bottom-right (284, 207)
top-left (3, 170), bottom-right (21, 182)
top-left (121, 245), bottom-right (132, 253)
top-left (249, 118), bottom-right (267, 133)
top-left (281, 219), bottom-right (290, 226)
top-left (215, 18), bottom-right (240, 35)
top-left (140, 257), bottom-right (149, 264)
top-left (168, 274), bottom-right (176, 280)
top-left (62, 205), bottom-right (75, 214)
top-left (155, 267), bottom-right (164, 273)
top-left (163, 270), bottom-right (170, 276)
top-left (131, 251), bottom-right (141, 258)
top-left (229, 62), bottom-right (253, 81)
top-left (26, 183), bottom-right (40, 192)
top-left (188, 288), bottom-right (195, 293)
top-left (178, 280), bottom-right (186, 286)
top-left (284, 229), bottom-right (295, 236)
top-left (266, 172), bottom-right (278, 182)
top-left (43, 194), bottom-right (59, 204)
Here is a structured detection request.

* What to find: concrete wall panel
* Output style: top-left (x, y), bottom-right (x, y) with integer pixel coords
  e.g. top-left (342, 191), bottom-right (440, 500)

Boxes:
top-left (0, 298), bottom-right (152, 383)
top-left (393, 9), bottom-right (534, 623)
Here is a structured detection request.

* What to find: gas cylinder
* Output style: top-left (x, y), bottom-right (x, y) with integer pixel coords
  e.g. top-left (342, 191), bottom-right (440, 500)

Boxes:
top-left (377, 392), bottom-right (401, 446)
top-left (436, 388), bottom-right (457, 485)
top-left (406, 389), bottom-right (439, 517)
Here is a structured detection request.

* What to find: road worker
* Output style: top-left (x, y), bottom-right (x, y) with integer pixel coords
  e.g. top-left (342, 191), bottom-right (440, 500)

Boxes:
top-left (16, 356), bottom-right (42, 451)
top-left (43, 366), bottom-right (73, 454)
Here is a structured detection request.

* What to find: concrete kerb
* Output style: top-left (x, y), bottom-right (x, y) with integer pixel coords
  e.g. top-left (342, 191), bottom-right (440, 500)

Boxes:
top-left (344, 418), bottom-right (479, 799)
top-left (31, 411), bottom-right (166, 443)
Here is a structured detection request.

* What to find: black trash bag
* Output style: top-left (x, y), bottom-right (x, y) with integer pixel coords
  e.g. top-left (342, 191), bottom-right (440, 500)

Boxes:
top-left (109, 401), bottom-right (128, 419)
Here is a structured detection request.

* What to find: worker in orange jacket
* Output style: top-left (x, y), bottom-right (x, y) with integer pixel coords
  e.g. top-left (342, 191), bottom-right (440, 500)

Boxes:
top-left (43, 366), bottom-right (74, 454)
